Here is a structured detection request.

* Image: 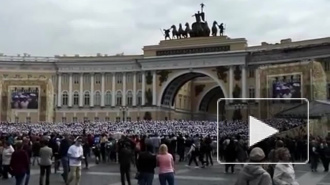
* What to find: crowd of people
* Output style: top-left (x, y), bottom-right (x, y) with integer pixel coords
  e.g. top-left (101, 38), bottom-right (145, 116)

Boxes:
top-left (0, 119), bottom-right (328, 185)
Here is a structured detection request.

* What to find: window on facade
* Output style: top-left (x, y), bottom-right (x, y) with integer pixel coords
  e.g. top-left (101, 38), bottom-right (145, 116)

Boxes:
top-left (126, 117), bottom-right (131, 122)
top-left (54, 94), bottom-right (57, 107)
top-left (248, 68), bottom-right (255, 78)
top-left (105, 73), bottom-right (112, 83)
top-left (179, 96), bottom-right (182, 108)
top-left (62, 91), bottom-right (68, 106)
top-left (327, 84), bottom-right (330, 99)
top-left (62, 117), bottom-right (66, 123)
top-left (84, 74), bottom-right (90, 83)
top-left (73, 74), bottom-right (79, 84)
top-left (73, 92), bottom-right (79, 106)
top-left (249, 87), bottom-right (255, 98)
top-left (84, 117), bottom-right (88, 122)
top-left (127, 91), bottom-right (133, 106)
top-left (73, 117), bottom-right (77, 122)
top-left (94, 91), bottom-right (101, 106)
top-left (116, 91), bottom-right (122, 106)
top-left (62, 74), bottom-right (69, 84)
top-left (84, 91), bottom-right (90, 106)
top-left (116, 117), bottom-right (121, 122)
top-left (184, 97), bottom-right (187, 109)
top-left (137, 116), bottom-right (140, 121)
top-left (323, 61), bottom-right (330, 71)
top-left (26, 117), bottom-right (31, 123)
top-left (52, 75), bottom-right (57, 84)
top-left (105, 117), bottom-right (110, 122)
top-left (116, 73), bottom-right (123, 84)
top-left (94, 117), bottom-right (99, 122)
top-left (137, 91), bottom-right (142, 106)
top-left (126, 73), bottom-right (132, 83)
top-left (137, 73), bottom-right (142, 83)
top-left (95, 74), bottom-right (101, 84)
top-left (15, 116), bottom-right (19, 123)
top-left (105, 91), bottom-right (112, 106)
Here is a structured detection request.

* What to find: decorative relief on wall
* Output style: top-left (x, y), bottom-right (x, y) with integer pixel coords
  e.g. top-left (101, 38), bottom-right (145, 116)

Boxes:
top-left (213, 66), bottom-right (229, 82)
top-left (234, 66), bottom-right (241, 81)
top-left (195, 84), bottom-right (205, 97)
top-left (232, 84), bottom-right (241, 101)
top-left (145, 88), bottom-right (153, 105)
top-left (146, 71), bottom-right (152, 85)
top-left (157, 70), bottom-right (172, 86)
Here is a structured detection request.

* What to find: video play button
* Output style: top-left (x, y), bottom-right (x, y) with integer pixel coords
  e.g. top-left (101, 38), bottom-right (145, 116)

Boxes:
top-left (249, 116), bottom-right (279, 147)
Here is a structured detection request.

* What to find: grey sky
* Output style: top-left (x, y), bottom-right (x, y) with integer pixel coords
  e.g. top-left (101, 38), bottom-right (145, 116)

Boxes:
top-left (0, 0), bottom-right (329, 56)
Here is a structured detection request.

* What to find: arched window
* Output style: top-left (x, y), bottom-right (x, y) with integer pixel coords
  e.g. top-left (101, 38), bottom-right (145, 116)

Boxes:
top-left (94, 91), bottom-right (101, 106)
top-left (62, 91), bottom-right (68, 106)
top-left (127, 91), bottom-right (133, 106)
top-left (137, 91), bottom-right (142, 106)
top-left (54, 94), bottom-right (57, 107)
top-left (105, 91), bottom-right (112, 106)
top-left (84, 91), bottom-right (90, 106)
top-left (73, 92), bottom-right (79, 106)
top-left (116, 91), bottom-right (122, 106)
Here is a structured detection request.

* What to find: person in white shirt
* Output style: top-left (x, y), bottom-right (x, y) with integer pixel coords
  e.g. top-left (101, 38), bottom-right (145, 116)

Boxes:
top-left (2, 141), bottom-right (14, 179)
top-left (273, 148), bottom-right (299, 185)
top-left (66, 137), bottom-right (84, 185)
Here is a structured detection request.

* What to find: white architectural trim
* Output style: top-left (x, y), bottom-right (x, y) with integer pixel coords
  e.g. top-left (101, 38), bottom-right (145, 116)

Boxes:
top-left (195, 84), bottom-right (219, 112)
top-left (157, 69), bottom-right (228, 106)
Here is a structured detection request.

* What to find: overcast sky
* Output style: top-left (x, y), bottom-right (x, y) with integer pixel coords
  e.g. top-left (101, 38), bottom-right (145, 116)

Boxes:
top-left (0, 0), bottom-right (329, 56)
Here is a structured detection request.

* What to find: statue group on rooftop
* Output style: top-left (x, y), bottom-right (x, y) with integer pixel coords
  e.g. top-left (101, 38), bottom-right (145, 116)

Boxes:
top-left (162, 3), bottom-right (225, 40)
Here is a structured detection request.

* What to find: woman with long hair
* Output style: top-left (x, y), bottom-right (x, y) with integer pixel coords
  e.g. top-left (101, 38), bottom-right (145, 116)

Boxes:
top-left (273, 148), bottom-right (299, 185)
top-left (157, 144), bottom-right (175, 185)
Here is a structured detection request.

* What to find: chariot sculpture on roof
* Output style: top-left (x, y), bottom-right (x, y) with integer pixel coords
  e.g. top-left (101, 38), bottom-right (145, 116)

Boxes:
top-left (161, 3), bottom-right (226, 40)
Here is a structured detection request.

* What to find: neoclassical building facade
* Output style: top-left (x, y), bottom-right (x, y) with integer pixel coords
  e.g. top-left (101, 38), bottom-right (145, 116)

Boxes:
top-left (1, 36), bottom-right (330, 122)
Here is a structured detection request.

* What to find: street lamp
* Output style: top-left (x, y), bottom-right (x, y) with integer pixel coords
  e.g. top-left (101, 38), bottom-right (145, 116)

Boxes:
top-left (119, 106), bottom-right (129, 122)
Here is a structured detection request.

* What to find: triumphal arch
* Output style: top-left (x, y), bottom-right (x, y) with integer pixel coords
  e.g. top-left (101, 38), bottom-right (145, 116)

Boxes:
top-left (1, 4), bottom-right (330, 122)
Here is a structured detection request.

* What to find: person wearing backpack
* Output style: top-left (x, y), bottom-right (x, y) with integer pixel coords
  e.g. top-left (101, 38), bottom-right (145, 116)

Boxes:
top-left (235, 147), bottom-right (272, 185)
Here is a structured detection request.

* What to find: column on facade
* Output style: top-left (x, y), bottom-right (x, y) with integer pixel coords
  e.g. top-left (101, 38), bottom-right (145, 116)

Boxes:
top-left (101, 73), bottom-right (105, 106)
top-left (57, 74), bottom-right (62, 107)
top-left (112, 73), bottom-right (116, 106)
top-left (229, 67), bottom-right (234, 103)
top-left (255, 69), bottom-right (260, 98)
top-left (152, 71), bottom-right (157, 105)
top-left (79, 73), bottom-right (83, 107)
top-left (90, 73), bottom-right (94, 106)
top-left (133, 72), bottom-right (137, 106)
top-left (241, 66), bottom-right (247, 101)
top-left (141, 72), bottom-right (146, 105)
top-left (68, 73), bottom-right (73, 107)
top-left (122, 73), bottom-right (126, 106)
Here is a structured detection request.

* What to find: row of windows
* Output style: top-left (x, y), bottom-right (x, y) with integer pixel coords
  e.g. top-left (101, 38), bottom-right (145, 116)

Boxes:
top-left (61, 116), bottom-right (136, 123)
top-left (61, 91), bottom-right (142, 106)
top-left (15, 116), bottom-right (139, 123)
top-left (62, 73), bottom-right (143, 84)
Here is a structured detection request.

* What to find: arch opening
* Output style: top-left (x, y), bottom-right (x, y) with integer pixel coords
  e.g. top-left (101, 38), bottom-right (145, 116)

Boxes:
top-left (199, 86), bottom-right (224, 112)
top-left (161, 72), bottom-right (206, 106)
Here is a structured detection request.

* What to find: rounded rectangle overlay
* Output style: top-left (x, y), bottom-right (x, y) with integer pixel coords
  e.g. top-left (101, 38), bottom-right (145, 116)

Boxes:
top-left (216, 97), bottom-right (309, 165)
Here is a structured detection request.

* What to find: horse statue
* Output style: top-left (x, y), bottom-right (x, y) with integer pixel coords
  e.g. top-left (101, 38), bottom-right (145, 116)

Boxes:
top-left (178, 23), bottom-right (185, 39)
top-left (183, 22), bottom-right (191, 38)
top-left (212, 21), bottom-right (218, 36)
top-left (171, 25), bottom-right (180, 39)
top-left (203, 21), bottom-right (210, 37)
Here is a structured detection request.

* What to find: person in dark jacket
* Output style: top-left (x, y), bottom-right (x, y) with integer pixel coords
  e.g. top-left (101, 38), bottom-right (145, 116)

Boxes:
top-left (224, 138), bottom-right (237, 173)
top-left (118, 139), bottom-right (134, 185)
top-left (59, 135), bottom-right (70, 183)
top-left (22, 138), bottom-right (32, 185)
top-left (10, 142), bottom-right (30, 185)
top-left (137, 144), bottom-right (157, 185)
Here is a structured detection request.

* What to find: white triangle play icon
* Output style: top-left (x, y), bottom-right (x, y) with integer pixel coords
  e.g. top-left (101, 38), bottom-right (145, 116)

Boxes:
top-left (249, 116), bottom-right (279, 147)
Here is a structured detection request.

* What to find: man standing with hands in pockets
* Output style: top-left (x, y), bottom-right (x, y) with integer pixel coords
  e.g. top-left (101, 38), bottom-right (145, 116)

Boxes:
top-left (66, 137), bottom-right (84, 185)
